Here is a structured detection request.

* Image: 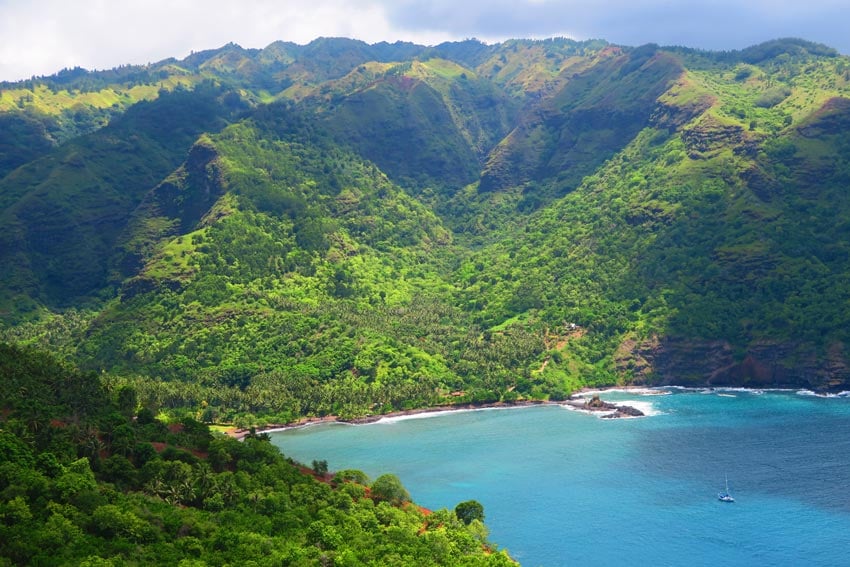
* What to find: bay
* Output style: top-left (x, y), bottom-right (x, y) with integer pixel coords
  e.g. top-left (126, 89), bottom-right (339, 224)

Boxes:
top-left (270, 390), bottom-right (850, 566)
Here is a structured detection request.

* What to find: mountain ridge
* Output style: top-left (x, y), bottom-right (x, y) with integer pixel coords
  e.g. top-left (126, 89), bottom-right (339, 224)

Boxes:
top-left (2, 36), bottom-right (850, 424)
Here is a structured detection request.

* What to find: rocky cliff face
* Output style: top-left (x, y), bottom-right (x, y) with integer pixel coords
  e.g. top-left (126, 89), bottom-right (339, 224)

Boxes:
top-left (621, 336), bottom-right (850, 391)
top-left (113, 138), bottom-right (225, 278)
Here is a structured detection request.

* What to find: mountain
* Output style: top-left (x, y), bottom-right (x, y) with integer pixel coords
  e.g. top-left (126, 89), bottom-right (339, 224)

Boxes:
top-left (0, 84), bottom-right (238, 314)
top-left (2, 37), bottom-right (850, 425)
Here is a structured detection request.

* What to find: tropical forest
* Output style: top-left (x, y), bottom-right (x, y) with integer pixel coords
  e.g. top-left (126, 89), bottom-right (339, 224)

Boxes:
top-left (2, 35), bottom-right (850, 564)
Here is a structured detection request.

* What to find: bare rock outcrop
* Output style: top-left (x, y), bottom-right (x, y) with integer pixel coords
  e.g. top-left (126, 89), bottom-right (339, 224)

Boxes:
top-left (619, 336), bottom-right (850, 392)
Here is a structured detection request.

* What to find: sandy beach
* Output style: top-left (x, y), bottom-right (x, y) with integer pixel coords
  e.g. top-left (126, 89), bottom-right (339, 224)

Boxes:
top-left (227, 389), bottom-right (654, 439)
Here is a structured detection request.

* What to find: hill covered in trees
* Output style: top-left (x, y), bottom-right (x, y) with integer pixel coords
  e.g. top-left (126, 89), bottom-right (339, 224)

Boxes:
top-left (2, 36), bottom-right (850, 431)
top-left (0, 343), bottom-right (513, 565)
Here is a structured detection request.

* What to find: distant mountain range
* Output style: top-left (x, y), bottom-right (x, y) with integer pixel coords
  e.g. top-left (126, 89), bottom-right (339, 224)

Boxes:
top-left (2, 36), bottom-right (849, 421)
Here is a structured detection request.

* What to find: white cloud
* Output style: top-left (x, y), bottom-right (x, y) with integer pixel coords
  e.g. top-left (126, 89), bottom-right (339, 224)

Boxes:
top-left (0, 0), bottom-right (847, 82)
top-left (0, 0), bottom-right (454, 82)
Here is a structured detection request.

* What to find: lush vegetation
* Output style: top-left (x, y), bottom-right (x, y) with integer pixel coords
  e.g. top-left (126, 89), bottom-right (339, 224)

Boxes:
top-left (3, 32), bottom-right (850, 566)
top-left (0, 343), bottom-right (513, 565)
top-left (2, 37), bottom-right (850, 429)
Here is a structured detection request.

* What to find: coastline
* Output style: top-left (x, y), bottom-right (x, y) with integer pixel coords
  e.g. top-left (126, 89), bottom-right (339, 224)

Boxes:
top-left (224, 384), bottom-right (843, 440)
top-left (227, 387), bottom-right (664, 440)
top-left (228, 399), bottom-right (562, 440)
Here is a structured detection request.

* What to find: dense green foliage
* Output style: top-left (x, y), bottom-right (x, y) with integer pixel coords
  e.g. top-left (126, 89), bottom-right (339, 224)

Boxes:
top-left (0, 344), bottom-right (514, 565)
top-left (455, 501), bottom-right (485, 525)
top-left (2, 36), bottom-right (850, 431)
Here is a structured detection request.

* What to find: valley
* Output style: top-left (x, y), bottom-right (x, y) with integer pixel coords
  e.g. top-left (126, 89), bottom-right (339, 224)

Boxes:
top-left (4, 38), bottom-right (850, 425)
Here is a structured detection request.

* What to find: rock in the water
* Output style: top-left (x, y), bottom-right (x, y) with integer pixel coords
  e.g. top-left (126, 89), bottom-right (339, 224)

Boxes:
top-left (580, 395), bottom-right (645, 418)
top-left (586, 395), bottom-right (608, 409)
top-left (614, 405), bottom-right (645, 417)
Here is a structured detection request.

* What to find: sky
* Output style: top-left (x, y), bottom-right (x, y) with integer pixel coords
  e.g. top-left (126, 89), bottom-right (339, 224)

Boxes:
top-left (1, 0), bottom-right (848, 82)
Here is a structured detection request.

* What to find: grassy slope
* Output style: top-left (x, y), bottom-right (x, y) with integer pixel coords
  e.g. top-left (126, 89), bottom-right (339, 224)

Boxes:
top-left (0, 38), bottom-right (429, 180)
top-left (0, 61), bottom-right (207, 179)
top-left (0, 86), bottom-right (235, 318)
top-left (314, 57), bottom-right (517, 194)
top-left (479, 44), bottom-right (684, 196)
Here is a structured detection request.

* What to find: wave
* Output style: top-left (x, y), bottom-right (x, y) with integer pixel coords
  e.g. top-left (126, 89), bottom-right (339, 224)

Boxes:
top-left (259, 421), bottom-right (352, 434)
top-left (374, 409), bottom-right (467, 424)
top-left (576, 387), bottom-right (669, 397)
top-left (658, 386), bottom-right (716, 395)
top-left (667, 386), bottom-right (794, 396)
top-left (796, 389), bottom-right (850, 398)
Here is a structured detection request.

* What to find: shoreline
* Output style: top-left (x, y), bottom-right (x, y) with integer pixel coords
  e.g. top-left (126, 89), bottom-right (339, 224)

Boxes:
top-left (228, 399), bottom-right (562, 440)
top-left (228, 386), bottom-right (664, 440)
top-left (226, 384), bottom-right (846, 440)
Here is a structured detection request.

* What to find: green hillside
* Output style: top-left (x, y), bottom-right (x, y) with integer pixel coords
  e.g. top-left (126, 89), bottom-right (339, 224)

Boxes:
top-left (0, 343), bottom-right (513, 565)
top-left (465, 39), bottom-right (850, 389)
top-left (2, 37), bottom-right (850, 427)
top-left (0, 84), bottom-right (239, 316)
top-left (316, 57), bottom-right (518, 193)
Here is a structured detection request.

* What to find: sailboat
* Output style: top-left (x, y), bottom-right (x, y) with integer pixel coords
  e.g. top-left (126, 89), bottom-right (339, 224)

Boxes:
top-left (718, 474), bottom-right (735, 502)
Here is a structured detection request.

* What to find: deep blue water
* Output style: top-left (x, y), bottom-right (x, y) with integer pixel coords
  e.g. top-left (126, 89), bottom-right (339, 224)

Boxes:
top-left (270, 389), bottom-right (850, 566)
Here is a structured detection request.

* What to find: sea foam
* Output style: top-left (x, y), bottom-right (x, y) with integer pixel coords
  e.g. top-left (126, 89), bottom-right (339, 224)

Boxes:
top-left (576, 387), bottom-right (668, 397)
top-left (560, 399), bottom-right (661, 418)
top-left (615, 399), bottom-right (663, 417)
top-left (796, 389), bottom-right (850, 398)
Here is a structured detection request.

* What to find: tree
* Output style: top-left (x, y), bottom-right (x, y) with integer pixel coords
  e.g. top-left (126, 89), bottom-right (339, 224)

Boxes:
top-left (109, 423), bottom-right (136, 456)
top-left (0, 496), bottom-right (32, 525)
top-left (91, 504), bottom-right (153, 542)
top-left (370, 474), bottom-right (410, 505)
top-left (136, 407), bottom-right (156, 425)
top-left (116, 386), bottom-right (138, 418)
top-left (311, 459), bottom-right (329, 476)
top-left (334, 469), bottom-right (369, 485)
top-left (54, 458), bottom-right (97, 502)
top-left (455, 500), bottom-right (485, 524)
top-left (0, 432), bottom-right (35, 467)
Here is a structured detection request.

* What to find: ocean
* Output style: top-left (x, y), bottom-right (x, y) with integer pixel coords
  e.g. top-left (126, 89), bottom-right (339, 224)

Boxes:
top-left (270, 389), bottom-right (850, 566)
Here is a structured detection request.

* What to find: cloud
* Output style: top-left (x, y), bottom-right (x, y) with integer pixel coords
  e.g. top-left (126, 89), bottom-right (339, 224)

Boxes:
top-left (382, 0), bottom-right (850, 52)
top-left (0, 0), bottom-right (847, 82)
top-left (0, 0), bottom-right (451, 81)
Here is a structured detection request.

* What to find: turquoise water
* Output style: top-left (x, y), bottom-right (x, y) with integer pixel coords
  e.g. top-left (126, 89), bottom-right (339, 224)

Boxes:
top-left (270, 390), bottom-right (850, 566)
